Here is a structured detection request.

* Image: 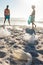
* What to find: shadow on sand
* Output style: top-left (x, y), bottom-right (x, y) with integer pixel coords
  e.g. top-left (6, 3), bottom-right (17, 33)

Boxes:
top-left (24, 28), bottom-right (43, 65)
top-left (26, 28), bottom-right (36, 35)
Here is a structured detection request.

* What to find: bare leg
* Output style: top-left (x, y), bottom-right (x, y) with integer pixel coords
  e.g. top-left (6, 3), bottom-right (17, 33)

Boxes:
top-left (3, 19), bottom-right (6, 29)
top-left (33, 23), bottom-right (36, 27)
top-left (32, 22), bottom-right (34, 29)
top-left (4, 19), bottom-right (6, 25)
top-left (8, 19), bottom-right (10, 25)
top-left (32, 22), bottom-right (36, 29)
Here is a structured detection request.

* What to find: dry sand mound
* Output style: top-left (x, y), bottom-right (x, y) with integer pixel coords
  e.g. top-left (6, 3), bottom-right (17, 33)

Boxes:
top-left (0, 28), bottom-right (11, 38)
top-left (12, 49), bottom-right (32, 65)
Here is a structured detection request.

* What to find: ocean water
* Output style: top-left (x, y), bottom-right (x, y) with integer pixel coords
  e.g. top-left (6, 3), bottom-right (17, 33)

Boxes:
top-left (0, 17), bottom-right (43, 27)
top-left (0, 17), bottom-right (27, 25)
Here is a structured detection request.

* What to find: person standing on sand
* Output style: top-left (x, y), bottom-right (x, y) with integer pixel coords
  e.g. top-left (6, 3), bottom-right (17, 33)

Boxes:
top-left (31, 5), bottom-right (36, 29)
top-left (4, 5), bottom-right (10, 25)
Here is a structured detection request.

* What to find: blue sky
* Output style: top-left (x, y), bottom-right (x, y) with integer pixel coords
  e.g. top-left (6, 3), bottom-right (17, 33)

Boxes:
top-left (0, 0), bottom-right (20, 17)
top-left (0, 0), bottom-right (27, 17)
top-left (0, 0), bottom-right (43, 21)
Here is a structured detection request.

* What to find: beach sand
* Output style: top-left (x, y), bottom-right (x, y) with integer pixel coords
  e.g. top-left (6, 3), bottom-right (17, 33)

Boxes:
top-left (0, 25), bottom-right (43, 65)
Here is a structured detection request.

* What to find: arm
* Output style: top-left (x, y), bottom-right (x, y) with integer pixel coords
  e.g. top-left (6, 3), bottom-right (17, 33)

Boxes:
top-left (9, 9), bottom-right (10, 15)
top-left (4, 9), bottom-right (5, 16)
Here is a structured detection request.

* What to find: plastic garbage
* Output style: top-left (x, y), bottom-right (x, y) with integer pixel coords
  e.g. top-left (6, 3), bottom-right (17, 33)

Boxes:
top-left (28, 16), bottom-right (32, 24)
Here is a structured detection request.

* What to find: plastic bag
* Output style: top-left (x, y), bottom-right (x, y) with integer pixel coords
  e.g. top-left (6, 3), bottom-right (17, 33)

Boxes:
top-left (28, 15), bottom-right (35, 24)
top-left (28, 16), bottom-right (32, 24)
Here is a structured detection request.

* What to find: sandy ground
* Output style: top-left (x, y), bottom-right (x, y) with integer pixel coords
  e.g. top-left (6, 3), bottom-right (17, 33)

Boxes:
top-left (0, 25), bottom-right (43, 65)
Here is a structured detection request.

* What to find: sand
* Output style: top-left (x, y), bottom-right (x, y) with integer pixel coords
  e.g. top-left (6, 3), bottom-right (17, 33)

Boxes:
top-left (0, 25), bottom-right (43, 65)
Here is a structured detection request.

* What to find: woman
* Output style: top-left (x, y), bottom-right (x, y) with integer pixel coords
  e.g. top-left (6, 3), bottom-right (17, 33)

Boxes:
top-left (31, 5), bottom-right (36, 29)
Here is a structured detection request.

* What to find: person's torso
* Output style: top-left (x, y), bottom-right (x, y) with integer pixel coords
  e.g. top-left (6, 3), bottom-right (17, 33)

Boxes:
top-left (31, 9), bottom-right (35, 17)
top-left (4, 9), bottom-right (10, 15)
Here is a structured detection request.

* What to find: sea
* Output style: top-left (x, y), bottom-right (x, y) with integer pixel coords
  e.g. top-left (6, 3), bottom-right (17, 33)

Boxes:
top-left (0, 17), bottom-right (43, 28)
top-left (0, 17), bottom-right (27, 25)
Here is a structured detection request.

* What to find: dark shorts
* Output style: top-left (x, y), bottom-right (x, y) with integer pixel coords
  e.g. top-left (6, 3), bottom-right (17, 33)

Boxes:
top-left (5, 15), bottom-right (10, 20)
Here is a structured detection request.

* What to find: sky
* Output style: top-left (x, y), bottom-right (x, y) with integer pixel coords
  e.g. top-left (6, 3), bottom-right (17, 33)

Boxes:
top-left (0, 0), bottom-right (43, 21)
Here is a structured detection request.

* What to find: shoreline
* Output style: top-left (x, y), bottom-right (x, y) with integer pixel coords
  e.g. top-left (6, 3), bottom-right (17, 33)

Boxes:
top-left (0, 23), bottom-right (43, 29)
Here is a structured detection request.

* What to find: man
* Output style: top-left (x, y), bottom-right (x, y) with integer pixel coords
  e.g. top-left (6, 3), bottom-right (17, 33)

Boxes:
top-left (4, 5), bottom-right (10, 25)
